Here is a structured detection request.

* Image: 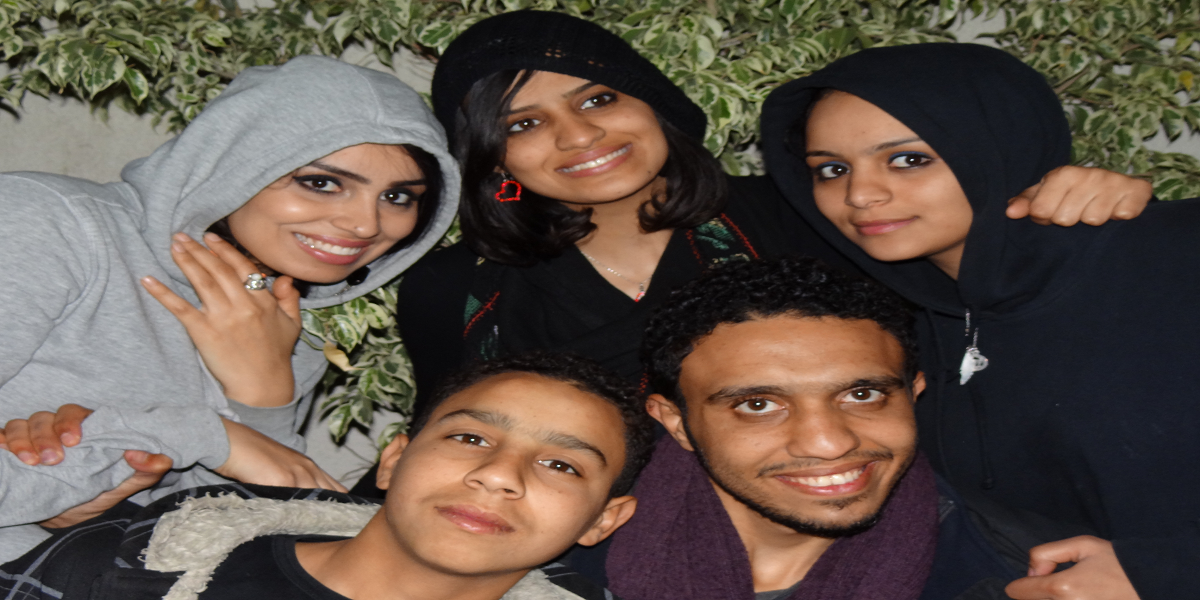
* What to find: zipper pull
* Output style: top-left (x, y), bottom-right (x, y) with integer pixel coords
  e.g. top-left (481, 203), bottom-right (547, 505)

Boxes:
top-left (959, 309), bottom-right (989, 385)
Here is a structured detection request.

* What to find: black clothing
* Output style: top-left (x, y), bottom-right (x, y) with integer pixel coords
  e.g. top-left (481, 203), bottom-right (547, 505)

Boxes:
top-left (395, 176), bottom-right (857, 410)
top-left (201, 535), bottom-right (349, 600)
top-left (762, 42), bottom-right (1200, 599)
top-left (431, 11), bottom-right (708, 144)
top-left (1, 484), bottom-right (620, 600)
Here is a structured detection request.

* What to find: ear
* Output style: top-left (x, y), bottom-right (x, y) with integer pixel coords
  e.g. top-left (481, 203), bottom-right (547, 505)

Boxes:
top-left (375, 434), bottom-right (410, 491)
top-left (910, 372), bottom-right (927, 402)
top-left (575, 496), bottom-right (638, 547)
top-left (645, 394), bottom-right (693, 452)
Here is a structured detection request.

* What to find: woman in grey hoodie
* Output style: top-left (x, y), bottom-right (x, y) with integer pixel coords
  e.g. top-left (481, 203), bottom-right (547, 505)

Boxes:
top-left (0, 56), bottom-right (459, 560)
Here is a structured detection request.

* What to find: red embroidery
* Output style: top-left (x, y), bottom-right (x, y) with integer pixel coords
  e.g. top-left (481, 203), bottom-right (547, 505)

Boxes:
top-left (463, 291), bottom-right (501, 339)
top-left (720, 214), bottom-right (759, 259)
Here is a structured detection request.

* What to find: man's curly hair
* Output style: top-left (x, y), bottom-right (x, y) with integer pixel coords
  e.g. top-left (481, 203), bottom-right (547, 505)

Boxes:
top-left (641, 256), bottom-right (918, 414)
top-left (408, 352), bottom-right (655, 498)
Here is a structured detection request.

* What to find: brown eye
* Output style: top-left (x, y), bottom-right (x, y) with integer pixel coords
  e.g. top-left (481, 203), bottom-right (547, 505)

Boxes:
top-left (537, 459), bottom-right (580, 476)
top-left (507, 118), bottom-right (541, 133)
top-left (734, 398), bottom-right (783, 414)
top-left (845, 389), bottom-right (883, 403)
top-left (449, 433), bottom-right (490, 447)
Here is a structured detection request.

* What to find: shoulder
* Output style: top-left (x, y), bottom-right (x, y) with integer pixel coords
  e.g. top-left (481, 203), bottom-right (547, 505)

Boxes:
top-left (399, 242), bottom-right (482, 292)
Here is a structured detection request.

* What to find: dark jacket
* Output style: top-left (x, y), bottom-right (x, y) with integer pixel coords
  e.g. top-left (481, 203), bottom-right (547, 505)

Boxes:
top-left (761, 42), bottom-right (1200, 599)
top-left (0, 485), bottom-right (619, 600)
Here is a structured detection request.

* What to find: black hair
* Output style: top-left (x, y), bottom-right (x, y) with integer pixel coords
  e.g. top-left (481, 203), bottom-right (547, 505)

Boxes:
top-left (208, 142), bottom-right (443, 292)
top-left (407, 352), bottom-right (656, 498)
top-left (641, 256), bottom-right (918, 415)
top-left (454, 70), bottom-right (727, 267)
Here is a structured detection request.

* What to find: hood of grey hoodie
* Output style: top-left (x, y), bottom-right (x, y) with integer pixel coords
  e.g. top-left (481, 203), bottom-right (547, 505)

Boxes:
top-left (120, 55), bottom-right (460, 309)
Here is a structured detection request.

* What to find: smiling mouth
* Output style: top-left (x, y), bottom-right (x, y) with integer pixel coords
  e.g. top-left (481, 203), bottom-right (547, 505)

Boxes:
top-left (293, 233), bottom-right (366, 257)
top-left (557, 145), bottom-right (631, 174)
top-left (780, 465), bottom-right (867, 488)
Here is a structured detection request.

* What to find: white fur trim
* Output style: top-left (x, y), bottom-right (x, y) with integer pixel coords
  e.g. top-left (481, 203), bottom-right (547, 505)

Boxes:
top-left (143, 494), bottom-right (378, 600)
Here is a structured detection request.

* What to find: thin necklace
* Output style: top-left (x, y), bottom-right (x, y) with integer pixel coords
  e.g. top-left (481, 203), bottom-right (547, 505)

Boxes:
top-left (578, 249), bottom-right (651, 302)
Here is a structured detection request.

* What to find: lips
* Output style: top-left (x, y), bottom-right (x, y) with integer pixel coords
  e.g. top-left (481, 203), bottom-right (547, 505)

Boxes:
top-left (775, 461), bottom-right (877, 497)
top-left (556, 144), bottom-right (631, 177)
top-left (293, 233), bottom-right (369, 265)
top-left (853, 218), bottom-right (916, 236)
top-left (436, 505), bottom-right (514, 534)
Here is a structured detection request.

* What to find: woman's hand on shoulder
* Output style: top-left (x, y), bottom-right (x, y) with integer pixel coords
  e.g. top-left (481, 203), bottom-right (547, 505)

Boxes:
top-left (0, 404), bottom-right (93, 465)
top-left (217, 418), bottom-right (347, 493)
top-left (141, 232), bottom-right (302, 408)
top-left (1007, 166), bottom-right (1152, 226)
top-left (0, 404), bottom-right (174, 529)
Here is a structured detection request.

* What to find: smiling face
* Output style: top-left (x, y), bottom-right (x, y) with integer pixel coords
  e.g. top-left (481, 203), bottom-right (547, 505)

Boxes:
top-left (652, 315), bottom-right (922, 537)
top-left (804, 91), bottom-right (974, 278)
top-left (375, 372), bottom-right (634, 576)
top-left (225, 143), bottom-right (427, 284)
top-left (501, 71), bottom-right (669, 206)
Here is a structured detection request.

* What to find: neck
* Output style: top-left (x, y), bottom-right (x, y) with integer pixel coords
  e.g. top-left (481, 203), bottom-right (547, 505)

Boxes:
top-left (926, 243), bottom-right (964, 280)
top-left (712, 482), bottom-right (837, 593)
top-left (295, 513), bottom-right (528, 600)
top-left (570, 176), bottom-right (673, 299)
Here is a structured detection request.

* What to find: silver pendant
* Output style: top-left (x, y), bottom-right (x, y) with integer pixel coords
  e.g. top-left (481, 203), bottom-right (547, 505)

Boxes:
top-left (959, 346), bottom-right (989, 384)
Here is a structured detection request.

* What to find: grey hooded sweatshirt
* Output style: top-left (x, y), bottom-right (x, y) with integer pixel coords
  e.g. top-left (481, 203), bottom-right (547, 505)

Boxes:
top-left (0, 55), bottom-right (459, 559)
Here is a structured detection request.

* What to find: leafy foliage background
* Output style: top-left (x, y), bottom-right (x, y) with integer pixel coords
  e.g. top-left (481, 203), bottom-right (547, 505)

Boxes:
top-left (5, 0), bottom-right (1198, 445)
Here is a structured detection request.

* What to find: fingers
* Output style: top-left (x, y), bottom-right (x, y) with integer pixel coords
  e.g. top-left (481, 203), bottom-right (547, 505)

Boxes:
top-left (1006, 193), bottom-right (1034, 219)
top-left (53, 404), bottom-right (92, 447)
top-left (3, 418), bottom-right (39, 465)
top-left (141, 275), bottom-right (203, 325)
top-left (1026, 535), bottom-right (1101, 576)
top-left (123, 449), bottom-right (174, 477)
top-left (274, 276), bottom-right (302, 324)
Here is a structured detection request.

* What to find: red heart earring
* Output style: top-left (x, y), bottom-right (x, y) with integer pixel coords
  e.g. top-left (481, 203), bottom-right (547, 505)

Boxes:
top-left (495, 172), bottom-right (522, 202)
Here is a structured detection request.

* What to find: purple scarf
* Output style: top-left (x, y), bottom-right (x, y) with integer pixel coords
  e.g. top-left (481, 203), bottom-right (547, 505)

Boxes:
top-left (606, 438), bottom-right (939, 600)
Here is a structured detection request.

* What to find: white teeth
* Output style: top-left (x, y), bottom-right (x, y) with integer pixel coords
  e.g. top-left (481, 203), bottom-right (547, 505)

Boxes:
top-left (294, 233), bottom-right (364, 256)
top-left (788, 466), bottom-right (866, 488)
top-left (558, 146), bottom-right (630, 173)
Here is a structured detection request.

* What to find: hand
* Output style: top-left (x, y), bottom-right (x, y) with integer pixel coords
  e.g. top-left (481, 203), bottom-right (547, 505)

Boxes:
top-left (1007, 166), bottom-right (1152, 226)
top-left (217, 418), bottom-right (347, 493)
top-left (0, 404), bottom-right (92, 465)
top-left (40, 450), bottom-right (174, 529)
top-left (141, 232), bottom-right (302, 407)
top-left (1005, 535), bottom-right (1141, 600)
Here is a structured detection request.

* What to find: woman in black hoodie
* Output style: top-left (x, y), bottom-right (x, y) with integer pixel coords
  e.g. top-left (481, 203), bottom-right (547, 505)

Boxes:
top-left (761, 43), bottom-right (1199, 600)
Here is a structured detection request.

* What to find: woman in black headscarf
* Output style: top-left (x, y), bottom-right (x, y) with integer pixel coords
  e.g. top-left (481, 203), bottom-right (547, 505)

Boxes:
top-left (762, 42), bottom-right (1200, 600)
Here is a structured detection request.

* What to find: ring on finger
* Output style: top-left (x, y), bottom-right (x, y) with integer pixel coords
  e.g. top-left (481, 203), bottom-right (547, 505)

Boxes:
top-left (243, 273), bottom-right (268, 291)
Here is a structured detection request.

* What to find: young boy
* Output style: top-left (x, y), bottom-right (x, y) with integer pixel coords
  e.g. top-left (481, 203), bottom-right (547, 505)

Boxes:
top-left (1, 353), bottom-right (654, 600)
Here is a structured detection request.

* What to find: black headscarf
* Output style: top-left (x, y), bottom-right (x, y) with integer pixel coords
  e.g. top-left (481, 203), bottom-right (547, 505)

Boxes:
top-left (761, 43), bottom-right (1099, 316)
top-left (431, 10), bottom-right (707, 146)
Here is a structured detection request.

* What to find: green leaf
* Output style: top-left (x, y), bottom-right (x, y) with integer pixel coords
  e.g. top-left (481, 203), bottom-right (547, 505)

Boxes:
top-left (122, 66), bottom-right (148, 103)
top-left (688, 35), bottom-right (716, 69)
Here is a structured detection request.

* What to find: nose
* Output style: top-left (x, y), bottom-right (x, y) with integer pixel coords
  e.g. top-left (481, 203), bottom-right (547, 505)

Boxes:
top-left (330, 193), bottom-right (381, 238)
top-left (465, 450), bottom-right (526, 498)
top-left (784, 405), bottom-right (860, 461)
top-left (555, 112), bottom-right (605, 151)
top-left (844, 167), bottom-right (891, 210)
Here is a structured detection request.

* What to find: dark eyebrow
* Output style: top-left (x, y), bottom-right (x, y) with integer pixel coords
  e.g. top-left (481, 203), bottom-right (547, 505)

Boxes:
top-left (389, 179), bottom-right (426, 188)
top-left (438, 408), bottom-right (608, 466)
top-left (707, 385), bottom-right (789, 405)
top-left (538, 430), bottom-right (608, 467)
top-left (842, 376), bottom-right (908, 391)
top-left (438, 408), bottom-right (514, 430)
top-left (506, 81), bottom-right (600, 115)
top-left (306, 161), bottom-right (369, 184)
top-left (805, 136), bottom-right (925, 159)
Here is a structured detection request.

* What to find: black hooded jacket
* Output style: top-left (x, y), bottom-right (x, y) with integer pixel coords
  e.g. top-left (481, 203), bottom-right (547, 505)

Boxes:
top-left (761, 43), bottom-right (1200, 599)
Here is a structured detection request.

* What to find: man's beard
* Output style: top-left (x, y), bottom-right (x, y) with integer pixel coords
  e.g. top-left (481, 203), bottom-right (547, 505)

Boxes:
top-left (685, 428), bottom-right (913, 539)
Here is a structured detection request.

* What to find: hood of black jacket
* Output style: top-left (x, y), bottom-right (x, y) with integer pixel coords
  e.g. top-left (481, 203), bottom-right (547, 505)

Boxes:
top-left (762, 43), bottom-right (1101, 319)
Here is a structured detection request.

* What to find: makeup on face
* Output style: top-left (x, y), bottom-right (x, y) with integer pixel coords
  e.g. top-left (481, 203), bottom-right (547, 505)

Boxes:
top-left (804, 91), bottom-right (973, 277)
top-left (500, 71), bottom-right (669, 206)
top-left (224, 143), bottom-right (427, 284)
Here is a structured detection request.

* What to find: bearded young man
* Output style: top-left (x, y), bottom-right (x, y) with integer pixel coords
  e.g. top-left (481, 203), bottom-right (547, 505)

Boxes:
top-left (583, 256), bottom-right (1092, 600)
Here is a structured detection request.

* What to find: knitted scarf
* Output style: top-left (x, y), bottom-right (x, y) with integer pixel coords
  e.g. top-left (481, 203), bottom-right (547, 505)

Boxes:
top-left (606, 438), bottom-right (939, 600)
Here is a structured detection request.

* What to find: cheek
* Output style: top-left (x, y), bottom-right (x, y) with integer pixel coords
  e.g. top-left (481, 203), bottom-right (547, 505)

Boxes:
top-left (380, 207), bottom-right (421, 241)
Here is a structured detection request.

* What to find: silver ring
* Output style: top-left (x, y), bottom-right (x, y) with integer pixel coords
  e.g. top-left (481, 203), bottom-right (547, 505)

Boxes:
top-left (243, 273), bottom-right (267, 291)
